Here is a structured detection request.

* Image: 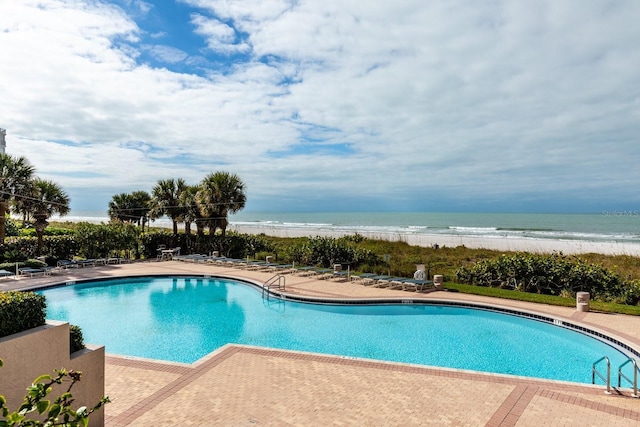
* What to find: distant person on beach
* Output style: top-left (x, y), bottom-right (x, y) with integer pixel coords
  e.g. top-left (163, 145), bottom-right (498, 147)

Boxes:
top-left (433, 243), bottom-right (439, 250)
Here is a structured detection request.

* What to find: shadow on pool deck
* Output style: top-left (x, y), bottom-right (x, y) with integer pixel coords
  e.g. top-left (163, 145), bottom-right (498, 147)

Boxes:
top-left (4, 261), bottom-right (640, 426)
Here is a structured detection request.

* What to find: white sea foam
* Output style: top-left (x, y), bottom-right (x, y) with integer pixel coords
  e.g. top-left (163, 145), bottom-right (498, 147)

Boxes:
top-left (53, 211), bottom-right (640, 255)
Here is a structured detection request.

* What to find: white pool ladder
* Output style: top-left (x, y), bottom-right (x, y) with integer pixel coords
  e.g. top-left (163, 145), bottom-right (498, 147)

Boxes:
top-left (592, 356), bottom-right (611, 394)
top-left (617, 358), bottom-right (640, 398)
top-left (262, 274), bottom-right (285, 298)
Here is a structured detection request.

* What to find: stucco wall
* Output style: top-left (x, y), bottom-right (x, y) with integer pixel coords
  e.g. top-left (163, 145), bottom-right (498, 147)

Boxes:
top-left (0, 320), bottom-right (105, 427)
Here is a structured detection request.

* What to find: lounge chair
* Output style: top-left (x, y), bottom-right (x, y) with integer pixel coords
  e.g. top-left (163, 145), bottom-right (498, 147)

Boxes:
top-left (293, 266), bottom-right (319, 276)
top-left (314, 268), bottom-right (334, 279)
top-left (361, 275), bottom-right (393, 286)
top-left (401, 279), bottom-right (434, 292)
top-left (206, 256), bottom-right (229, 265)
top-left (223, 258), bottom-right (248, 267)
top-left (350, 273), bottom-right (377, 283)
top-left (246, 261), bottom-right (269, 270)
top-left (18, 267), bottom-right (47, 277)
top-left (329, 270), bottom-right (350, 281)
top-left (269, 264), bottom-right (295, 274)
top-left (57, 259), bottom-right (78, 269)
top-left (372, 277), bottom-right (409, 288)
top-left (0, 269), bottom-right (14, 279)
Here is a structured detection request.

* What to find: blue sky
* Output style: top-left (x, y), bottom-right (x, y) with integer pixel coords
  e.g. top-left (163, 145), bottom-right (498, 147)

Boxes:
top-left (1, 0), bottom-right (639, 214)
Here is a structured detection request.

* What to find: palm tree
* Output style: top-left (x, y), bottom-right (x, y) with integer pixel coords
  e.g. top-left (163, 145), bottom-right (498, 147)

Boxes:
top-left (12, 178), bottom-right (36, 223)
top-left (29, 179), bottom-right (70, 254)
top-left (109, 191), bottom-right (152, 231)
top-left (108, 193), bottom-right (136, 223)
top-left (149, 178), bottom-right (187, 236)
top-left (130, 191), bottom-right (152, 232)
top-left (0, 153), bottom-right (35, 242)
top-left (196, 171), bottom-right (246, 237)
top-left (178, 185), bottom-right (200, 236)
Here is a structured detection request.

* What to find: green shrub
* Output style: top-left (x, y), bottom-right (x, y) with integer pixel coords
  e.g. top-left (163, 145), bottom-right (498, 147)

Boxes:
top-left (0, 292), bottom-right (46, 337)
top-left (69, 325), bottom-right (85, 353)
top-left (42, 235), bottom-right (78, 261)
top-left (455, 252), bottom-right (627, 303)
top-left (4, 217), bottom-right (20, 237)
top-left (0, 236), bottom-right (77, 263)
top-left (138, 231), bottom-right (277, 260)
top-left (0, 238), bottom-right (38, 261)
top-left (75, 222), bottom-right (139, 259)
top-left (284, 235), bottom-right (378, 268)
top-left (19, 226), bottom-right (74, 237)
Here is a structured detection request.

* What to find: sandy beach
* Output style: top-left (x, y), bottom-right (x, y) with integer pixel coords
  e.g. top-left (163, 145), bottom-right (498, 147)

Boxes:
top-left (230, 225), bottom-right (640, 256)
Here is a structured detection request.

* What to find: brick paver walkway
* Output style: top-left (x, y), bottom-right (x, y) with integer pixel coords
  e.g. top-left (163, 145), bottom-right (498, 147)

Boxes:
top-left (3, 261), bottom-right (640, 426)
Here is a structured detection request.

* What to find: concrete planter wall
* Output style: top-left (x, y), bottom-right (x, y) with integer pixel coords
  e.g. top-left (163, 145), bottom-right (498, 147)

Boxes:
top-left (0, 320), bottom-right (105, 427)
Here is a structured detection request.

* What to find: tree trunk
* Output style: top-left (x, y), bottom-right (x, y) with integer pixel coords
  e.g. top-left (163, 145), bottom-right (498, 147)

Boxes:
top-left (196, 220), bottom-right (205, 237)
top-left (220, 217), bottom-right (228, 238)
top-left (34, 214), bottom-right (49, 255)
top-left (0, 200), bottom-right (8, 243)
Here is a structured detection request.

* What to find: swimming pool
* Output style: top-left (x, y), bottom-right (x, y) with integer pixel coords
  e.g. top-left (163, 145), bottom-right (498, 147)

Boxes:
top-left (40, 276), bottom-right (633, 384)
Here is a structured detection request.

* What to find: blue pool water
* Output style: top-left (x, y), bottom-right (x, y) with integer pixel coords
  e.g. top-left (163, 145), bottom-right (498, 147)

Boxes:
top-left (40, 276), bottom-right (632, 384)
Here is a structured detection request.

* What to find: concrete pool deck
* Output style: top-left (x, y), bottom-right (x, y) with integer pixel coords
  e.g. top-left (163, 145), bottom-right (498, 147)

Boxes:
top-left (3, 260), bottom-right (640, 426)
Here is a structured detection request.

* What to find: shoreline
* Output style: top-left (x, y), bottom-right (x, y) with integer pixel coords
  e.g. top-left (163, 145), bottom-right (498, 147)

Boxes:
top-left (229, 225), bottom-right (640, 256)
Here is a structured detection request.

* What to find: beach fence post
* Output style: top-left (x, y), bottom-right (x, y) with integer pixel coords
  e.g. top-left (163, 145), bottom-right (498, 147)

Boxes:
top-left (577, 292), bottom-right (590, 312)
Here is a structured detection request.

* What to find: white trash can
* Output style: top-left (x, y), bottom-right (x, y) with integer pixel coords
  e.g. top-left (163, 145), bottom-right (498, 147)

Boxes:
top-left (576, 292), bottom-right (590, 312)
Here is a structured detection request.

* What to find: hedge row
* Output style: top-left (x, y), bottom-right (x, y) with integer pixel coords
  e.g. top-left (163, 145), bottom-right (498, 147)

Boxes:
top-left (284, 235), bottom-right (378, 268)
top-left (0, 291), bottom-right (46, 337)
top-left (0, 291), bottom-right (85, 353)
top-left (455, 252), bottom-right (640, 305)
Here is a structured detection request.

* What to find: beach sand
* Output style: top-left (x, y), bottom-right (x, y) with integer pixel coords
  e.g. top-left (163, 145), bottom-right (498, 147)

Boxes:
top-left (230, 225), bottom-right (640, 256)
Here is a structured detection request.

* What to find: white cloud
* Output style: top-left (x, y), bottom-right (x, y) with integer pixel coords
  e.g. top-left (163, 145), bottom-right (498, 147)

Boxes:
top-left (142, 44), bottom-right (189, 63)
top-left (1, 0), bottom-right (639, 213)
top-left (190, 13), bottom-right (250, 54)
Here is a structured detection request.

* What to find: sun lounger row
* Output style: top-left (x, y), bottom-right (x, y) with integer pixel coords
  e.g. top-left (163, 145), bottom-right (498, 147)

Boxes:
top-left (173, 255), bottom-right (343, 276)
top-left (3, 257), bottom-right (132, 280)
top-left (171, 254), bottom-right (435, 291)
top-left (351, 274), bottom-right (434, 291)
top-left (56, 257), bottom-right (130, 269)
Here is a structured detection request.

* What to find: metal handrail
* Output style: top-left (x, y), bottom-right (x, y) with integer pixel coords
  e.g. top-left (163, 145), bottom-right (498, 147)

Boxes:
top-left (592, 356), bottom-right (611, 394)
top-left (618, 358), bottom-right (640, 398)
top-left (262, 274), bottom-right (285, 298)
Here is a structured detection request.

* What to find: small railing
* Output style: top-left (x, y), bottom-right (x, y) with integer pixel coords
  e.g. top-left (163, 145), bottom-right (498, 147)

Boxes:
top-left (618, 358), bottom-right (640, 398)
top-left (592, 356), bottom-right (611, 394)
top-left (262, 274), bottom-right (285, 299)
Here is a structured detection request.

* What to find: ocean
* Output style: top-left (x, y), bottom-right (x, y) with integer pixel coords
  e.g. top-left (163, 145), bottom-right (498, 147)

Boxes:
top-left (57, 211), bottom-right (640, 245)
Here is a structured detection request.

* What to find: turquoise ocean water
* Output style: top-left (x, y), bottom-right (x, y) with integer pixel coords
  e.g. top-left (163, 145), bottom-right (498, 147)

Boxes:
top-left (59, 211), bottom-right (640, 245)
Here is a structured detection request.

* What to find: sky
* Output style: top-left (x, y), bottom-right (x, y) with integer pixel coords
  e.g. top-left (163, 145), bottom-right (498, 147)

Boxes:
top-left (1, 0), bottom-right (639, 215)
